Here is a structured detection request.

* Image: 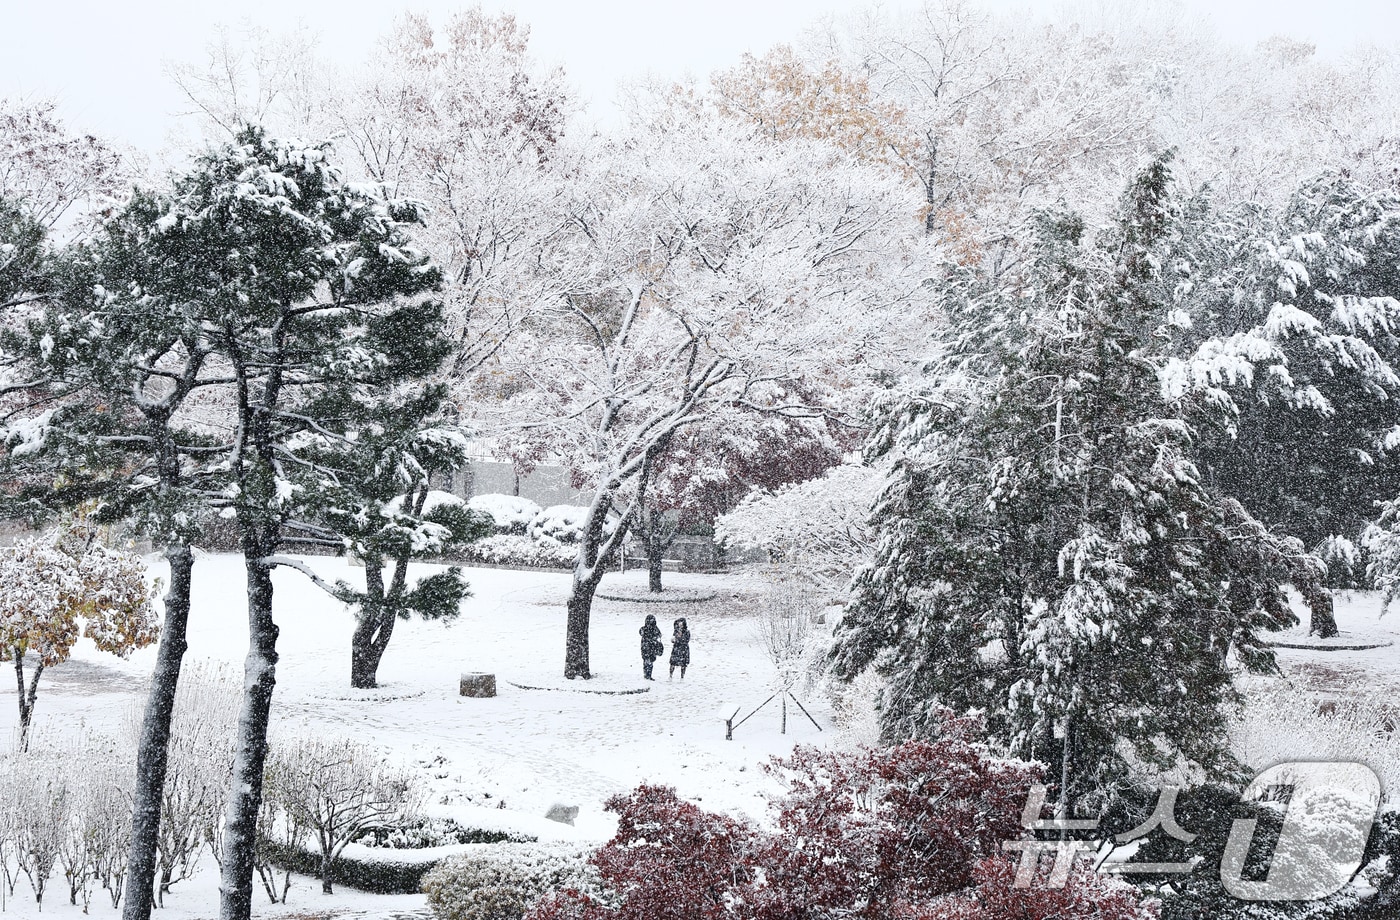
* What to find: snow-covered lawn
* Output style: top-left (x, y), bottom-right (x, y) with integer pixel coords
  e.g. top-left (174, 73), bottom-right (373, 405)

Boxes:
top-left (0, 554), bottom-right (830, 919)
top-left (8, 553), bottom-right (1399, 920)
top-left (1270, 590), bottom-right (1400, 704)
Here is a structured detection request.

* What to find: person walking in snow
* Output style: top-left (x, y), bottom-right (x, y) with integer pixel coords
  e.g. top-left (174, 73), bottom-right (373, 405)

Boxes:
top-left (639, 614), bottom-right (664, 680)
top-left (669, 617), bottom-right (691, 679)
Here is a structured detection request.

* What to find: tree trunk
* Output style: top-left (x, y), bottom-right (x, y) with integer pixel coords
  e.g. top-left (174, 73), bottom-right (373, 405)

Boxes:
top-left (564, 492), bottom-right (626, 680)
top-left (349, 559), bottom-right (394, 689)
top-left (564, 522), bottom-right (632, 678)
top-left (123, 544), bottom-right (194, 920)
top-left (14, 647), bottom-right (43, 752)
top-left (923, 133), bottom-right (940, 235)
top-left (648, 539), bottom-right (664, 594)
top-left (320, 851), bottom-right (333, 895)
top-left (12, 646), bottom-right (27, 743)
top-left (641, 505), bottom-right (675, 593)
top-left (564, 574), bottom-right (601, 680)
top-left (219, 555), bottom-right (279, 920)
top-left (1051, 715), bottom-right (1075, 842)
top-left (349, 611), bottom-right (394, 689)
top-left (1308, 585), bottom-right (1340, 639)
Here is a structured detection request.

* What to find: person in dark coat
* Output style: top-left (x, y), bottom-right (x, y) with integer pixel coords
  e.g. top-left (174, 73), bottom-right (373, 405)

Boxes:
top-left (639, 614), bottom-right (664, 680)
top-left (669, 617), bottom-right (691, 679)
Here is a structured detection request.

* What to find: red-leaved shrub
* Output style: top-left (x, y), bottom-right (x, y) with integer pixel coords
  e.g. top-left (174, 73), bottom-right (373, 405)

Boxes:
top-left (913, 858), bottom-right (1158, 920)
top-left (527, 715), bottom-right (1157, 920)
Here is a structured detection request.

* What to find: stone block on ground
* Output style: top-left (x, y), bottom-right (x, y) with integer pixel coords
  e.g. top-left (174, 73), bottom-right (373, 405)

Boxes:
top-left (459, 672), bottom-right (497, 698)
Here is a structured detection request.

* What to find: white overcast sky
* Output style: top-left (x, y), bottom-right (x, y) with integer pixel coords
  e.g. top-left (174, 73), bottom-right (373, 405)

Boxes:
top-left (3, 0), bottom-right (1400, 155)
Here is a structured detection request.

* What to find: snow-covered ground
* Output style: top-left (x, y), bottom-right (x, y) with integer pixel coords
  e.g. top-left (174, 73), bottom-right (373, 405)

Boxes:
top-left (1269, 590), bottom-right (1400, 704)
top-left (0, 554), bottom-right (832, 919)
top-left (8, 555), bottom-right (1399, 919)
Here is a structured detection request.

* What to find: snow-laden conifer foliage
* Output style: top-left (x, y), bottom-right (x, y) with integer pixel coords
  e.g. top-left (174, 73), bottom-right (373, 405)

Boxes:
top-left (271, 338), bottom-right (491, 690)
top-left (1177, 176), bottom-right (1400, 600)
top-left (832, 155), bottom-right (1323, 796)
top-left (147, 127), bottom-right (447, 920)
top-left (1, 152), bottom-right (232, 920)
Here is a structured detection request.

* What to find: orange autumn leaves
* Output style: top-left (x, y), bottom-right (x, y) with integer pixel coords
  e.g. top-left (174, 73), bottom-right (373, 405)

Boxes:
top-left (707, 46), bottom-right (980, 261)
top-left (0, 524), bottom-right (158, 668)
top-left (711, 45), bottom-right (915, 172)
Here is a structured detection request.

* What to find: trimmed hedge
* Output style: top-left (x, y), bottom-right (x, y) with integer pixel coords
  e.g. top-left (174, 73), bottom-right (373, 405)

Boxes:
top-left (259, 828), bottom-right (534, 895)
top-left (260, 838), bottom-right (434, 894)
top-left (354, 819), bottom-right (524, 850)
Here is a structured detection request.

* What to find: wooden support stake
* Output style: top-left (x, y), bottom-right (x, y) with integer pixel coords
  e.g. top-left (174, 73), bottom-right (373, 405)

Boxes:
top-left (788, 693), bottom-right (822, 732)
top-left (732, 692), bottom-right (778, 734)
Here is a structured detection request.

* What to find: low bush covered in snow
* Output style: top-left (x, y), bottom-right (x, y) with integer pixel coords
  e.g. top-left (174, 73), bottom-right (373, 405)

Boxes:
top-left (528, 505), bottom-right (589, 544)
top-left (423, 842), bottom-right (602, 920)
top-left (354, 816), bottom-right (528, 850)
top-left (261, 822), bottom-right (544, 899)
top-left (457, 499), bottom-right (604, 568)
top-left (463, 534), bottom-right (577, 569)
top-left (454, 499), bottom-right (635, 569)
top-left (469, 494), bottom-right (545, 536)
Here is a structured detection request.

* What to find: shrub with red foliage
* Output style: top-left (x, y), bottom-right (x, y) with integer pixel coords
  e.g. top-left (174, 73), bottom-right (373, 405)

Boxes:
top-left (753, 725), bottom-right (1036, 918)
top-left (592, 784), bottom-right (755, 920)
top-left (913, 858), bottom-right (1158, 920)
top-left (526, 715), bottom-right (1158, 920)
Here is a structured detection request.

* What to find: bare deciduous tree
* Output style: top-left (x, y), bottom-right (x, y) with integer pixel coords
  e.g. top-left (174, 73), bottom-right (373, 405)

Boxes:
top-left (754, 580), bottom-right (825, 694)
top-left (270, 733), bottom-right (422, 895)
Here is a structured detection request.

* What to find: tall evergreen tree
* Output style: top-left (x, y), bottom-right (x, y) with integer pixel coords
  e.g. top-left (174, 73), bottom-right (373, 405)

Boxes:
top-left (129, 127), bottom-right (442, 920)
top-left (832, 155), bottom-right (1320, 798)
top-left (1182, 175), bottom-right (1400, 608)
top-left (0, 180), bottom-right (237, 920)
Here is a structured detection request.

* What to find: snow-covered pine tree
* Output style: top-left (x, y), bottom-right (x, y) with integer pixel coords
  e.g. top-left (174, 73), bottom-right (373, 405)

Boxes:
top-left (0, 171), bottom-right (252, 920)
top-left (287, 378), bottom-right (491, 688)
top-left (831, 154), bottom-right (1321, 800)
top-left (1180, 174), bottom-right (1400, 618)
top-left (140, 126), bottom-right (441, 920)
